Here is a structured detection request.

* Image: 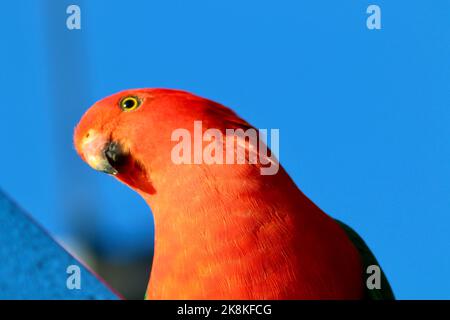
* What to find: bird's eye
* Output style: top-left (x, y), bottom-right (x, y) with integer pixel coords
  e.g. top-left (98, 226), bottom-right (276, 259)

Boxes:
top-left (119, 96), bottom-right (141, 111)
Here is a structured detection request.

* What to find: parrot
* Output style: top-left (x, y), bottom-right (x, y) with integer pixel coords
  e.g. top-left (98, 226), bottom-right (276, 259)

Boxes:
top-left (73, 88), bottom-right (394, 300)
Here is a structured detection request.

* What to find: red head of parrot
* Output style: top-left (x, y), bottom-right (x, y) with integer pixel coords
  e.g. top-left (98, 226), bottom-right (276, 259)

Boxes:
top-left (74, 88), bottom-right (366, 300)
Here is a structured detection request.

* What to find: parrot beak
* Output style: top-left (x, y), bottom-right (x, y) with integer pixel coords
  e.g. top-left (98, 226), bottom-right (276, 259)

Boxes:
top-left (80, 130), bottom-right (124, 176)
top-left (78, 129), bottom-right (155, 194)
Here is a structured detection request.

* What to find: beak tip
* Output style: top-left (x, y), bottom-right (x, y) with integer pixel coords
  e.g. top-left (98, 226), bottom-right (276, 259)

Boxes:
top-left (100, 164), bottom-right (119, 176)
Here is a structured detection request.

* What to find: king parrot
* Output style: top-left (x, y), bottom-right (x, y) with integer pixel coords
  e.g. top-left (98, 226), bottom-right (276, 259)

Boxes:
top-left (73, 88), bottom-right (394, 300)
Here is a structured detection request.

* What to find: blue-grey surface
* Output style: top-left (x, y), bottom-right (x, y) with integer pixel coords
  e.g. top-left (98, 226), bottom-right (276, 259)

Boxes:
top-left (0, 190), bottom-right (118, 299)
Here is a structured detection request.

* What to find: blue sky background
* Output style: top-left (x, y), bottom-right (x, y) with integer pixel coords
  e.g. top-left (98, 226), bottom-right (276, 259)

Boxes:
top-left (0, 0), bottom-right (449, 299)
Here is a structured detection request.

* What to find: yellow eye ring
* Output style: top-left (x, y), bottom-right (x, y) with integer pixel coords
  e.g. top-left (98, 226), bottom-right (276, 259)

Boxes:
top-left (119, 96), bottom-right (141, 111)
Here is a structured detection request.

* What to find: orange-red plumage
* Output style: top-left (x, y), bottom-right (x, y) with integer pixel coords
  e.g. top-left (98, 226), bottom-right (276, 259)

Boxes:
top-left (74, 88), bottom-right (365, 299)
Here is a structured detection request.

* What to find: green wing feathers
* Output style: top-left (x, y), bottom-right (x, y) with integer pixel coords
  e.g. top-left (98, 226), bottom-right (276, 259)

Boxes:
top-left (335, 220), bottom-right (395, 300)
